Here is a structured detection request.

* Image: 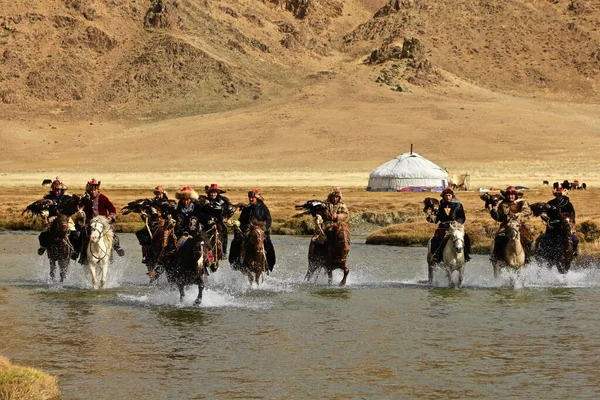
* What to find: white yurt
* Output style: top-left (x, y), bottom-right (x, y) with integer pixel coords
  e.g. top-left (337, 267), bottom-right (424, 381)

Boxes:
top-left (367, 152), bottom-right (448, 192)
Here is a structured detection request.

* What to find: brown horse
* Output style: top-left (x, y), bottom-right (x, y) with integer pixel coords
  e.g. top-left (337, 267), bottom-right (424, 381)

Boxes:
top-left (305, 221), bottom-right (350, 286)
top-left (533, 206), bottom-right (575, 274)
top-left (240, 221), bottom-right (269, 286)
top-left (46, 214), bottom-right (74, 282)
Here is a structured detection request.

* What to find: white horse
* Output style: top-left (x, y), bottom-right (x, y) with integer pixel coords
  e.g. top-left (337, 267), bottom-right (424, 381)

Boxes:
top-left (85, 216), bottom-right (114, 289)
top-left (427, 222), bottom-right (466, 288)
top-left (492, 215), bottom-right (526, 279)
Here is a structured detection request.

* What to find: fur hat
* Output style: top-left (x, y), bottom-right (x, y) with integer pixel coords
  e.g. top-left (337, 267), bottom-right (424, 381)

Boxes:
top-left (247, 189), bottom-right (264, 202)
top-left (51, 177), bottom-right (67, 191)
top-left (153, 185), bottom-right (167, 196)
top-left (553, 187), bottom-right (568, 197)
top-left (500, 186), bottom-right (524, 198)
top-left (86, 178), bottom-right (101, 192)
top-left (440, 186), bottom-right (454, 197)
top-left (205, 183), bottom-right (226, 194)
top-left (176, 186), bottom-right (199, 200)
top-left (327, 187), bottom-right (342, 201)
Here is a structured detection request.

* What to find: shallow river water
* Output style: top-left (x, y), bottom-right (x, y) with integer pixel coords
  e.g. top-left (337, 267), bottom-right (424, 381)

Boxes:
top-left (1, 232), bottom-right (600, 399)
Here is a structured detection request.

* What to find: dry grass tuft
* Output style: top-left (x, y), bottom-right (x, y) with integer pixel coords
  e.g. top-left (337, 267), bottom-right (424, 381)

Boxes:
top-left (0, 355), bottom-right (59, 400)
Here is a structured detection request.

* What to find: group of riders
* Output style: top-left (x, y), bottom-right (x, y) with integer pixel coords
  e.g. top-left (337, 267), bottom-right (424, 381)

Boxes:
top-left (36, 178), bottom-right (349, 279)
top-left (36, 177), bottom-right (579, 279)
top-left (427, 185), bottom-right (578, 265)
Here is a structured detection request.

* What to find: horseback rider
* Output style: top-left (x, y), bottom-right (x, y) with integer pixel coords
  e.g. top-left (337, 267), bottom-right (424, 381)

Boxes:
top-left (427, 187), bottom-right (471, 263)
top-left (75, 178), bottom-right (125, 264)
top-left (489, 185), bottom-right (534, 263)
top-left (309, 187), bottom-right (349, 259)
top-left (172, 186), bottom-right (213, 240)
top-left (541, 187), bottom-right (579, 256)
top-left (37, 177), bottom-right (78, 255)
top-left (139, 185), bottom-right (169, 266)
top-left (201, 184), bottom-right (234, 258)
top-left (229, 189), bottom-right (276, 272)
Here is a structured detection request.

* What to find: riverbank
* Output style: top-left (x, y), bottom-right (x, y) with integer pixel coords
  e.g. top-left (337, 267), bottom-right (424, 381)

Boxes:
top-left (0, 355), bottom-right (59, 400)
top-left (3, 185), bottom-right (600, 257)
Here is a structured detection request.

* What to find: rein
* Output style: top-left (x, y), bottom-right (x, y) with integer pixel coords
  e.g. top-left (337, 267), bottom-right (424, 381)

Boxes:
top-left (89, 222), bottom-right (110, 263)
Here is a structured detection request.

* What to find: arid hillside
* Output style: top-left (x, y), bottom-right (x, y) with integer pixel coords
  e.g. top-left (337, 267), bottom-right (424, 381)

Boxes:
top-left (1, 0), bottom-right (599, 188)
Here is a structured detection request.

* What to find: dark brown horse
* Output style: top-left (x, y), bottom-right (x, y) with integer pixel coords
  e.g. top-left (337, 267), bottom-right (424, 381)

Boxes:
top-left (240, 221), bottom-right (269, 286)
top-left (46, 214), bottom-right (74, 282)
top-left (323, 221), bottom-right (350, 286)
top-left (532, 203), bottom-right (575, 274)
top-left (297, 201), bottom-right (351, 286)
top-left (164, 232), bottom-right (211, 305)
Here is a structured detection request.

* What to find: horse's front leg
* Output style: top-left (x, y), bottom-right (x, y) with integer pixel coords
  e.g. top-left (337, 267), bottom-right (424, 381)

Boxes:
top-left (457, 266), bottom-right (464, 288)
top-left (100, 261), bottom-right (108, 289)
top-left (178, 285), bottom-right (185, 303)
top-left (446, 267), bottom-right (455, 289)
top-left (49, 259), bottom-right (57, 282)
top-left (87, 264), bottom-right (98, 289)
top-left (194, 279), bottom-right (204, 306)
top-left (339, 267), bottom-right (349, 287)
top-left (59, 259), bottom-right (69, 283)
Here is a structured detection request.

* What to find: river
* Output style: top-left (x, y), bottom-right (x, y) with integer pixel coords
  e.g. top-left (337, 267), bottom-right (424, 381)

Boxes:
top-left (1, 232), bottom-right (600, 399)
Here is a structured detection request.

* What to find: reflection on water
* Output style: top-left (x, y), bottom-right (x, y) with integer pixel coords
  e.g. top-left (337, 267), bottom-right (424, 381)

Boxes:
top-left (1, 233), bottom-right (600, 399)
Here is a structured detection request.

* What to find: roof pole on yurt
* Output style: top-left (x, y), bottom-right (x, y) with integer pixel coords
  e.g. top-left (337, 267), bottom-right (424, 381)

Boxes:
top-left (410, 143), bottom-right (413, 154)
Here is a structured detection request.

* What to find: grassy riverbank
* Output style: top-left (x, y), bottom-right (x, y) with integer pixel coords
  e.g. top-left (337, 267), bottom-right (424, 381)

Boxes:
top-left (0, 356), bottom-right (59, 400)
top-left (3, 185), bottom-right (600, 257)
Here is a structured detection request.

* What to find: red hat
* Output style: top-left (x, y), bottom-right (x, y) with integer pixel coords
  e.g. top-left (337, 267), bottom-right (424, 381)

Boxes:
top-left (205, 183), bottom-right (226, 194)
top-left (86, 178), bottom-right (101, 192)
top-left (247, 189), bottom-right (264, 201)
top-left (176, 186), bottom-right (199, 200)
top-left (500, 185), bottom-right (523, 198)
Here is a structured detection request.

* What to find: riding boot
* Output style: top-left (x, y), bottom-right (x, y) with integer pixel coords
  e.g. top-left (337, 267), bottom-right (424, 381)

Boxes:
top-left (113, 234), bottom-right (125, 257)
top-left (573, 234), bottom-right (579, 257)
top-left (38, 247), bottom-right (46, 256)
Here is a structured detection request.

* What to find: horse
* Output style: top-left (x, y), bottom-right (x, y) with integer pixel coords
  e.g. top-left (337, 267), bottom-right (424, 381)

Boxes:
top-left (304, 220), bottom-right (350, 286)
top-left (426, 222), bottom-right (466, 288)
top-left (164, 231), bottom-right (212, 305)
top-left (46, 214), bottom-right (74, 282)
top-left (239, 221), bottom-right (269, 286)
top-left (85, 216), bottom-right (114, 289)
top-left (492, 215), bottom-right (526, 278)
top-left (534, 209), bottom-right (575, 274)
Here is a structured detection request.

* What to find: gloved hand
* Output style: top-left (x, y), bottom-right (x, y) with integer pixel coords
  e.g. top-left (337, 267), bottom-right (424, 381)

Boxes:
top-left (426, 214), bottom-right (435, 223)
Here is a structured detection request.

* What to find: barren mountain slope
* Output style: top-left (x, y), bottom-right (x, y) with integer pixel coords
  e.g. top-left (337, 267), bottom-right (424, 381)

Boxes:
top-left (1, 0), bottom-right (599, 188)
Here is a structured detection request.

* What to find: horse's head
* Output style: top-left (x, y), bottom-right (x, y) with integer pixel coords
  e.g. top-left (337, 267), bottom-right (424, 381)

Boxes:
top-left (506, 216), bottom-right (521, 242)
top-left (52, 214), bottom-right (70, 238)
top-left (446, 222), bottom-right (465, 252)
top-left (247, 222), bottom-right (265, 251)
top-left (89, 216), bottom-right (110, 244)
